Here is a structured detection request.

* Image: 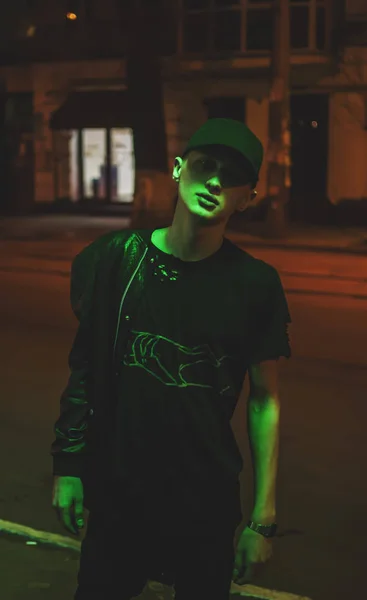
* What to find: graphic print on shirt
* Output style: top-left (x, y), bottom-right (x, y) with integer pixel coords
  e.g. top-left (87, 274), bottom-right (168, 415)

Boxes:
top-left (123, 330), bottom-right (233, 394)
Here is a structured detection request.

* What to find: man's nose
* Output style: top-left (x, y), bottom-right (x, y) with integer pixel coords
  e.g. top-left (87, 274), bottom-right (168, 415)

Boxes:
top-left (207, 178), bottom-right (221, 193)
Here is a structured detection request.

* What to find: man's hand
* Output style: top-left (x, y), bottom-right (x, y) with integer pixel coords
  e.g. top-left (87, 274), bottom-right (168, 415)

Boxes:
top-left (232, 527), bottom-right (273, 585)
top-left (52, 476), bottom-right (84, 536)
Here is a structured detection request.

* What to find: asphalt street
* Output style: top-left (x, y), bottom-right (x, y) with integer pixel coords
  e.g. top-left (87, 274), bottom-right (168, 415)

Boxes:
top-left (0, 235), bottom-right (366, 600)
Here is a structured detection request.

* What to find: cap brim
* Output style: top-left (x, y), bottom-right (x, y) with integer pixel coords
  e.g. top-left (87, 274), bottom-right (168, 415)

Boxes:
top-left (183, 143), bottom-right (258, 183)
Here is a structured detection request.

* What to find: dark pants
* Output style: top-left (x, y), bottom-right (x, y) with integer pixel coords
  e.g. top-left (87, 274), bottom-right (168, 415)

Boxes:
top-left (74, 500), bottom-right (236, 600)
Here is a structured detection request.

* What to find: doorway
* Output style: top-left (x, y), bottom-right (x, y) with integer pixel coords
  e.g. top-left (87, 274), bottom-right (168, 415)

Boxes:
top-left (290, 94), bottom-right (329, 224)
top-left (65, 127), bottom-right (135, 203)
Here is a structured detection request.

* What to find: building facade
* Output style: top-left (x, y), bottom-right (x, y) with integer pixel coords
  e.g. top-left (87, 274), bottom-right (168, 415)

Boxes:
top-left (0, 0), bottom-right (366, 224)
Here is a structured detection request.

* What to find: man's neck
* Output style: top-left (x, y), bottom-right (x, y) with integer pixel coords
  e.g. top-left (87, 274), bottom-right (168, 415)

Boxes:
top-left (162, 204), bottom-right (225, 262)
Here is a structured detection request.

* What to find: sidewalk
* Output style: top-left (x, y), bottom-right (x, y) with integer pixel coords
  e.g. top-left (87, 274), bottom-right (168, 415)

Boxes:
top-left (0, 532), bottom-right (174, 600)
top-left (0, 530), bottom-right (312, 600)
top-left (229, 221), bottom-right (367, 255)
top-left (0, 214), bottom-right (366, 254)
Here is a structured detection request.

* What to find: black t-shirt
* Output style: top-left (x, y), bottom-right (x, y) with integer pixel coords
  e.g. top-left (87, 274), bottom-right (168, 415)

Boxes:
top-left (112, 232), bottom-right (291, 532)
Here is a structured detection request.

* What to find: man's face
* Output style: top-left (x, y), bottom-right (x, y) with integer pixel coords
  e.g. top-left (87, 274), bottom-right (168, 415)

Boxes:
top-left (172, 145), bottom-right (257, 225)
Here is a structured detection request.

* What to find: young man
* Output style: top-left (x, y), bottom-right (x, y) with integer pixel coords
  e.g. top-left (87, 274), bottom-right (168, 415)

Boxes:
top-left (51, 118), bottom-right (291, 600)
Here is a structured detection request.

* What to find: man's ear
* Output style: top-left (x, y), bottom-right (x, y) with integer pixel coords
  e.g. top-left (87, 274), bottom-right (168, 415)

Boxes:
top-left (237, 187), bottom-right (257, 212)
top-left (172, 156), bottom-right (183, 180)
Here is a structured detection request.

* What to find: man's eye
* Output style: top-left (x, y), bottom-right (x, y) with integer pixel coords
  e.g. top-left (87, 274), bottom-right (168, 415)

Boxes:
top-left (223, 167), bottom-right (247, 183)
top-left (199, 158), bottom-right (215, 170)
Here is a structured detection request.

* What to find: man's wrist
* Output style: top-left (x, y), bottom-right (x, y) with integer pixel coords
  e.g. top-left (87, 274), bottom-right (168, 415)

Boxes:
top-left (250, 512), bottom-right (276, 525)
top-left (246, 519), bottom-right (278, 538)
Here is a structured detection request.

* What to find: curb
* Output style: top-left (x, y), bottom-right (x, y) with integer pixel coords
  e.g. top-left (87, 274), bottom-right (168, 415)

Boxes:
top-left (230, 583), bottom-right (313, 599)
top-left (0, 518), bottom-right (81, 552)
top-left (0, 519), bottom-right (312, 600)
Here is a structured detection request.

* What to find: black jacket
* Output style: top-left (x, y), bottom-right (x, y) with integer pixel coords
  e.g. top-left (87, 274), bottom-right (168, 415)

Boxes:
top-left (51, 228), bottom-right (153, 508)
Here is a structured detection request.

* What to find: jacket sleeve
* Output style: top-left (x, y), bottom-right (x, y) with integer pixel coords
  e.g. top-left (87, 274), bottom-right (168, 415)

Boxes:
top-left (50, 246), bottom-right (95, 477)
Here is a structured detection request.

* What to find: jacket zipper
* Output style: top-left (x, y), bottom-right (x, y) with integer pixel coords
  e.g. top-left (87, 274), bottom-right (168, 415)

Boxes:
top-left (113, 246), bottom-right (149, 362)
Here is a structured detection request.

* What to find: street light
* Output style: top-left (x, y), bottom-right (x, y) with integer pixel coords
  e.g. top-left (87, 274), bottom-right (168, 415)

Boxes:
top-left (66, 12), bottom-right (77, 21)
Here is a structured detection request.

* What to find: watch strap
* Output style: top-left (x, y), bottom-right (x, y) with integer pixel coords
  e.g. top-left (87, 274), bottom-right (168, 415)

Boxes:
top-left (247, 520), bottom-right (277, 538)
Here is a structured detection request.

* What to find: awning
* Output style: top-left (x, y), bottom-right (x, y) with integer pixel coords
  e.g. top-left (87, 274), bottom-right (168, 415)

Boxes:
top-left (50, 90), bottom-right (132, 130)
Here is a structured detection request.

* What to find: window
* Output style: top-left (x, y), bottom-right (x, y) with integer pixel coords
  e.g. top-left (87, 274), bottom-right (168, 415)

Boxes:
top-left (316, 5), bottom-right (326, 50)
top-left (66, 128), bottom-right (135, 202)
top-left (82, 129), bottom-right (107, 198)
top-left (290, 0), bottom-right (328, 51)
top-left (179, 0), bottom-right (328, 54)
top-left (183, 11), bottom-right (209, 52)
top-left (111, 129), bottom-right (135, 202)
top-left (247, 8), bottom-right (273, 51)
top-left (213, 9), bottom-right (241, 51)
top-left (290, 4), bottom-right (309, 48)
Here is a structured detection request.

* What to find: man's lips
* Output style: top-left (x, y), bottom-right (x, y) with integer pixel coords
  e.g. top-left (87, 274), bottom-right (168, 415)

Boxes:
top-left (196, 193), bottom-right (219, 206)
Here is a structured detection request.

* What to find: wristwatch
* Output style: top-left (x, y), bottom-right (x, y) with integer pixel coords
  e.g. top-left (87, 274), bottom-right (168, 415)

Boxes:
top-left (247, 520), bottom-right (277, 538)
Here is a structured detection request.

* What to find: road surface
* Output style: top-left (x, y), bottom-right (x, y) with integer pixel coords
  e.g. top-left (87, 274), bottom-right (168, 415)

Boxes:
top-left (0, 240), bottom-right (366, 600)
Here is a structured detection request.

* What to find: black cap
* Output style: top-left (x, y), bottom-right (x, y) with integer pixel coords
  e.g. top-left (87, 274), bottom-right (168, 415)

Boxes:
top-left (182, 118), bottom-right (264, 184)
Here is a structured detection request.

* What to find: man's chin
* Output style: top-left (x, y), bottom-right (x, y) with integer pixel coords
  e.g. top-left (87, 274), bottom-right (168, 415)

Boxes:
top-left (180, 196), bottom-right (227, 225)
top-left (190, 207), bottom-right (226, 226)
